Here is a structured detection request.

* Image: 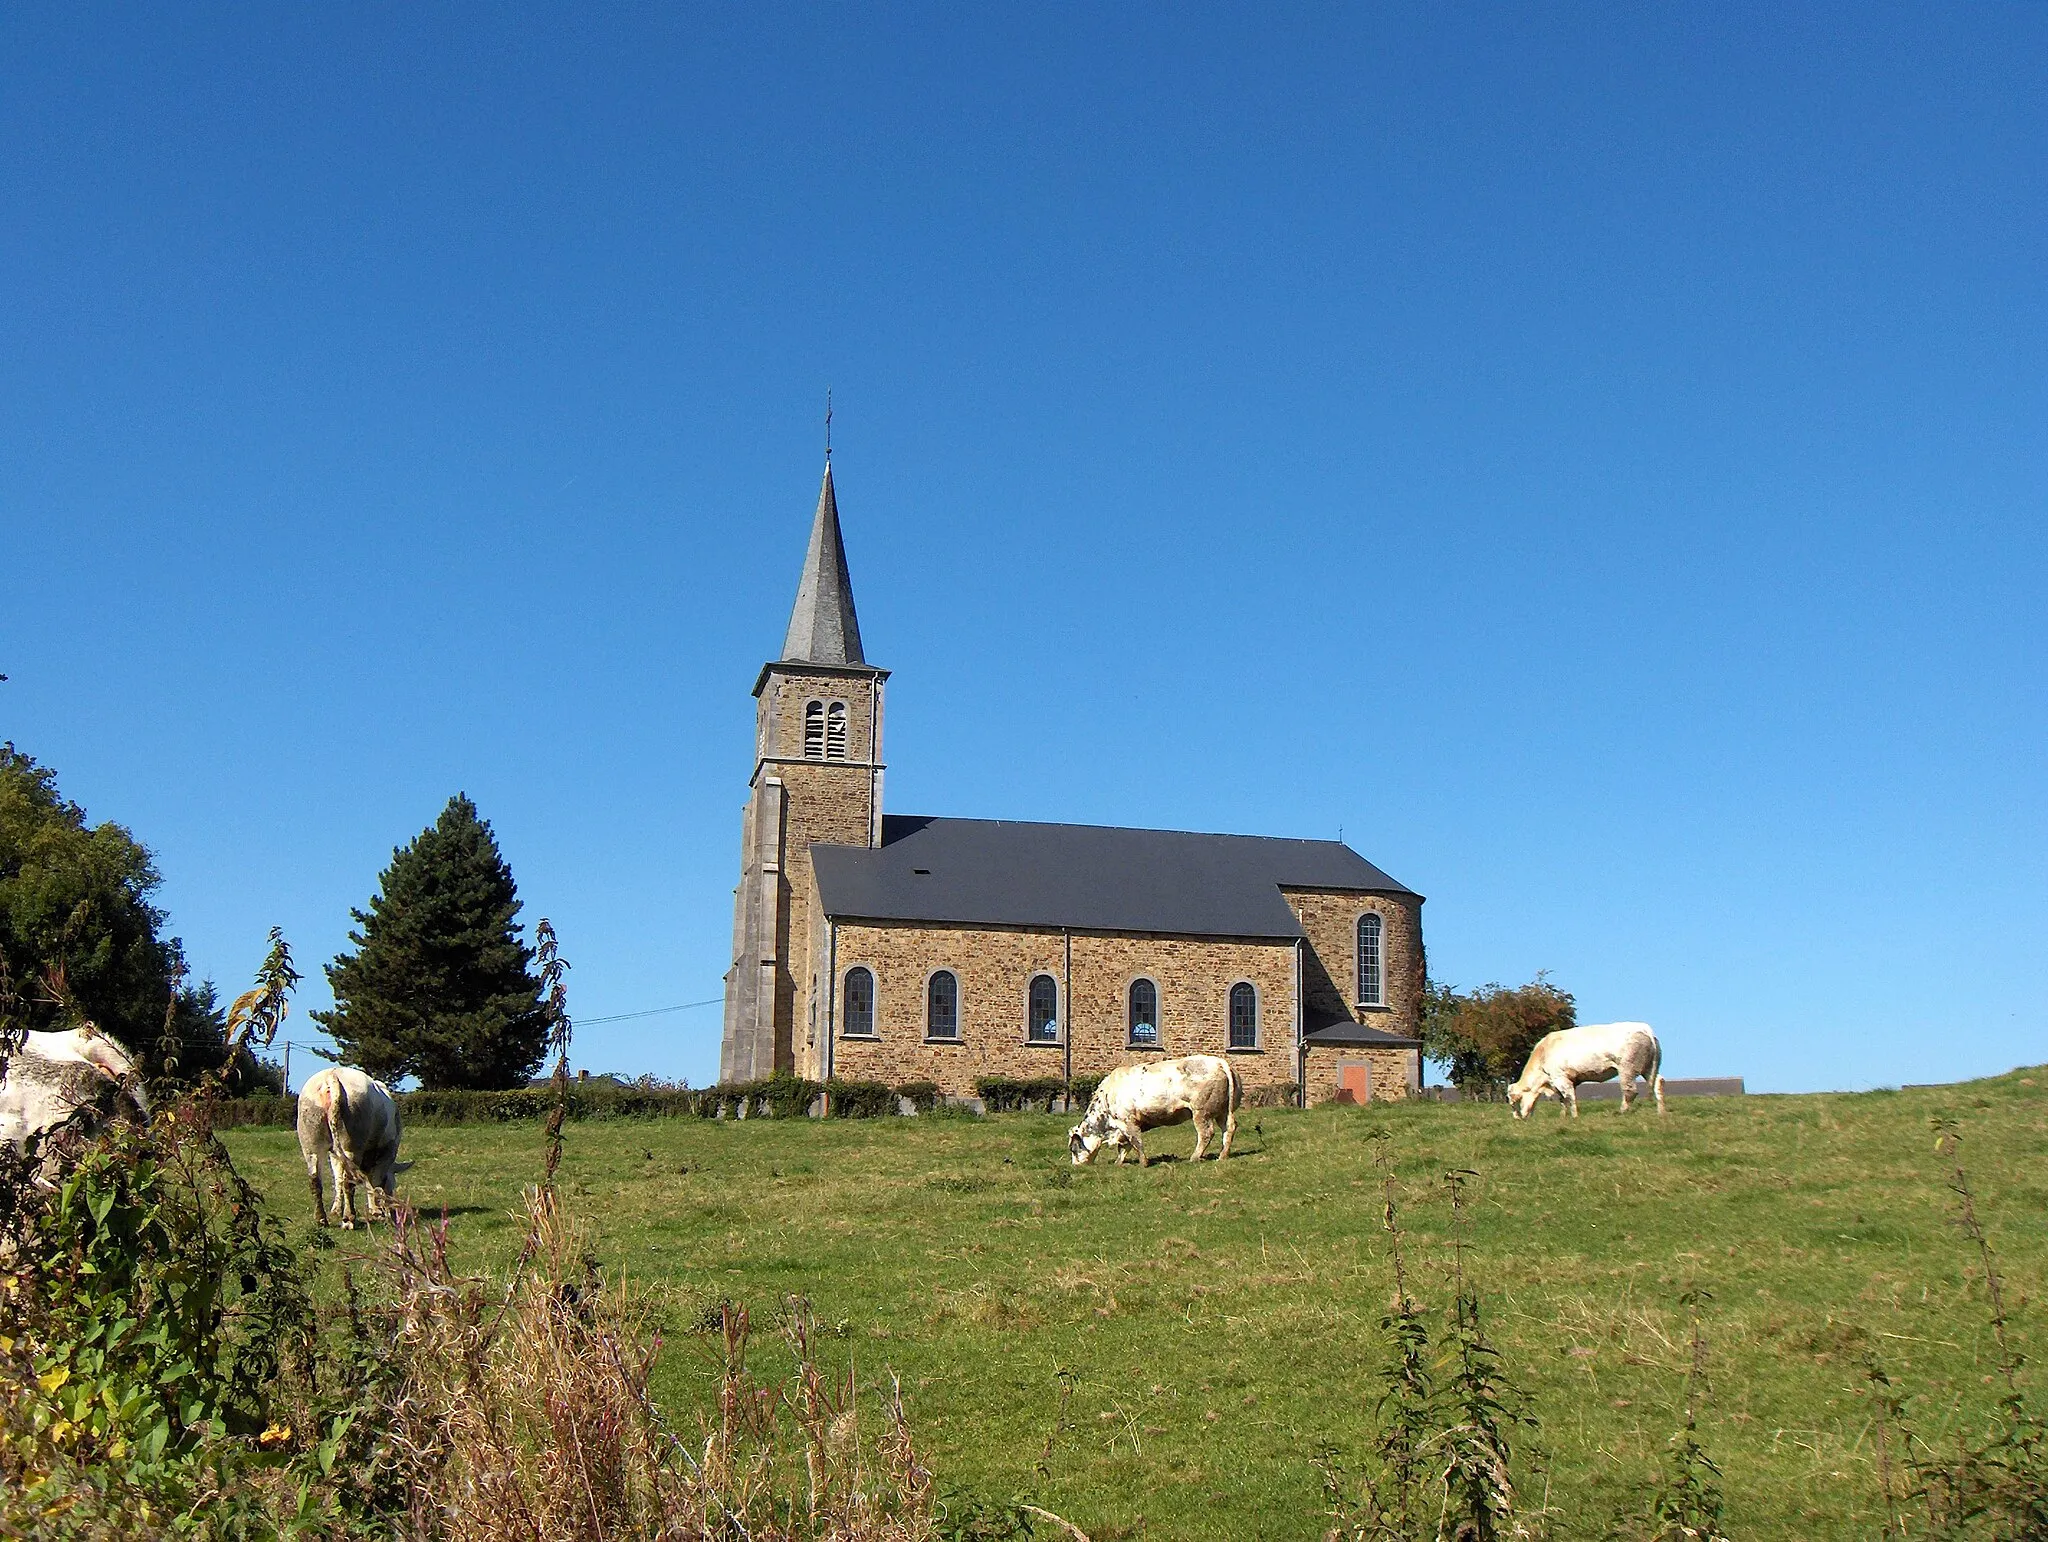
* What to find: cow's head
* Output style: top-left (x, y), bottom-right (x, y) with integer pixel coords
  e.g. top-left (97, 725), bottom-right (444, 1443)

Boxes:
top-left (1068, 1112), bottom-right (1116, 1165)
top-left (1507, 1079), bottom-right (1548, 1119)
top-left (71, 1025), bottom-right (150, 1119)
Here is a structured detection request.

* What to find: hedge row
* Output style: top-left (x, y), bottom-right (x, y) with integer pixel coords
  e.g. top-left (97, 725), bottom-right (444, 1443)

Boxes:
top-left (198, 1072), bottom-right (1046, 1128)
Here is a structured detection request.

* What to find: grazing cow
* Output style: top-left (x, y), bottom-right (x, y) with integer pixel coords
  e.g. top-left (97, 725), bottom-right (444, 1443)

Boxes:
top-left (297, 1066), bottom-right (409, 1228)
top-left (1508, 1022), bottom-right (1666, 1119)
top-left (1068, 1054), bottom-right (1240, 1167)
top-left (0, 1025), bottom-right (149, 1157)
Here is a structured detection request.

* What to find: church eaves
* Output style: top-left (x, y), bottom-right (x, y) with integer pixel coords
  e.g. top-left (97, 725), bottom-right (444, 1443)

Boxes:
top-left (779, 462), bottom-right (866, 666)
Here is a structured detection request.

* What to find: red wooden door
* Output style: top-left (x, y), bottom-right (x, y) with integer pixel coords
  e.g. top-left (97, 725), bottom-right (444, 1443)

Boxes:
top-left (1337, 1062), bottom-right (1371, 1105)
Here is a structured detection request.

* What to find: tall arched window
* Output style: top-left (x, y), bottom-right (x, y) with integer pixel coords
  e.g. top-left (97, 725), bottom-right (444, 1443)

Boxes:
top-left (825, 701), bottom-right (849, 760)
top-left (1027, 974), bottom-right (1059, 1041)
top-left (1228, 983), bottom-right (1258, 1050)
top-left (926, 970), bottom-right (959, 1040)
top-left (1128, 979), bottom-right (1159, 1047)
top-left (843, 967), bottom-right (875, 1037)
top-left (803, 701), bottom-right (825, 759)
top-left (1357, 913), bottom-right (1384, 1006)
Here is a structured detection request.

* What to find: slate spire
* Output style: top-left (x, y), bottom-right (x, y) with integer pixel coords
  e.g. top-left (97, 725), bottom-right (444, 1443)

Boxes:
top-left (780, 460), bottom-right (866, 665)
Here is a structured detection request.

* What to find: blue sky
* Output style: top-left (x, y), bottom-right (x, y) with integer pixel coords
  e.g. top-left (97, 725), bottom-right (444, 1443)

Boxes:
top-left (3, 6), bottom-right (2041, 1092)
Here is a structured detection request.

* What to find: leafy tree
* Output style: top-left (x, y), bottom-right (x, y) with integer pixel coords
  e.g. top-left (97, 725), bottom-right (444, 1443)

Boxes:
top-left (0, 742), bottom-right (228, 1081)
top-left (315, 794), bottom-right (548, 1089)
top-left (1422, 973), bottom-right (1576, 1099)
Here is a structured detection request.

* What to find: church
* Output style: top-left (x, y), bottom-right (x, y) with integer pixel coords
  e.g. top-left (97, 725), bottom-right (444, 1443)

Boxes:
top-left (720, 462), bottom-right (1426, 1107)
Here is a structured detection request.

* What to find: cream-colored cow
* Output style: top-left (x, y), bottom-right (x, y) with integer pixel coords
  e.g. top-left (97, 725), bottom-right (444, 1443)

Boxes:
top-left (1068, 1054), bottom-right (1241, 1166)
top-left (297, 1066), bottom-right (409, 1227)
top-left (0, 1025), bottom-right (149, 1155)
top-left (1508, 1022), bottom-right (1666, 1118)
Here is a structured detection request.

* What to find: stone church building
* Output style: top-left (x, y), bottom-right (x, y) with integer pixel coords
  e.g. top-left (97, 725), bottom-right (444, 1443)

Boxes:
top-left (721, 464), bottom-right (1425, 1106)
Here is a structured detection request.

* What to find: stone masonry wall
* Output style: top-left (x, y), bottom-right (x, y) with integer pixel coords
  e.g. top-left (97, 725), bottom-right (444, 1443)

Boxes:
top-left (759, 672), bottom-right (881, 764)
top-left (1282, 888), bottom-right (1426, 1038)
top-left (823, 920), bottom-right (1299, 1099)
top-left (1303, 1046), bottom-right (1417, 1105)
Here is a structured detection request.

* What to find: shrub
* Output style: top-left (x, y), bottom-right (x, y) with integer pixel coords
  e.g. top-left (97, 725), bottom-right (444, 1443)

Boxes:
top-left (826, 1078), bottom-right (898, 1118)
top-left (1423, 973), bottom-right (1575, 1099)
top-left (0, 1099), bottom-right (393, 1536)
top-left (1066, 1073), bottom-right (1104, 1109)
top-left (893, 1080), bottom-right (942, 1114)
top-left (1241, 1079), bottom-right (1300, 1110)
top-left (209, 1094), bottom-right (299, 1128)
top-left (973, 1076), bottom-right (1064, 1114)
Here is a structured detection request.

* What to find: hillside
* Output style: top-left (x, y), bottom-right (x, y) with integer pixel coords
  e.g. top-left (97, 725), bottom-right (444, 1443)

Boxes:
top-left (222, 1070), bottom-right (2048, 1539)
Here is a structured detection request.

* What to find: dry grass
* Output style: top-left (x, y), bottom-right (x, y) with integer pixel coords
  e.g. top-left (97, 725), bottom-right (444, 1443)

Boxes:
top-left (375, 1187), bottom-right (940, 1542)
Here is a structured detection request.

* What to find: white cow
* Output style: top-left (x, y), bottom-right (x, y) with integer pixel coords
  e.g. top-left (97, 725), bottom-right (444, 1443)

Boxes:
top-left (1068, 1054), bottom-right (1241, 1166)
top-left (297, 1066), bottom-right (409, 1228)
top-left (1508, 1021), bottom-right (1666, 1118)
top-left (0, 1025), bottom-right (149, 1155)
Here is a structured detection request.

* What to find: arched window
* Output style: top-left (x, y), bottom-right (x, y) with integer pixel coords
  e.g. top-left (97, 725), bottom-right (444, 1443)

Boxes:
top-left (825, 701), bottom-right (848, 760)
top-left (1027, 974), bottom-right (1059, 1041)
top-left (926, 970), bottom-right (959, 1040)
top-left (843, 967), bottom-right (875, 1037)
top-left (1228, 983), bottom-right (1258, 1050)
top-left (1128, 979), bottom-right (1159, 1047)
top-left (803, 701), bottom-right (825, 760)
top-left (1357, 913), bottom-right (1384, 1006)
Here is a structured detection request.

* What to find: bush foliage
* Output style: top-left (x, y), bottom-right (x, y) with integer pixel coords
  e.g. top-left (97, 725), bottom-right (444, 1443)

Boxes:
top-left (1419, 973), bottom-right (1575, 1099)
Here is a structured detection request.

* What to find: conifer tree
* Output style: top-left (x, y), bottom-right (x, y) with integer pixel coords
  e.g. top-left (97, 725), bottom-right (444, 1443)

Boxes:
top-left (314, 794), bottom-right (548, 1089)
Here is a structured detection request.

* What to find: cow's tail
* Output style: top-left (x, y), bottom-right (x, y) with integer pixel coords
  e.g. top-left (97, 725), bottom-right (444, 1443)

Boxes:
top-left (1650, 1033), bottom-right (1667, 1115)
top-left (1220, 1056), bottom-right (1241, 1160)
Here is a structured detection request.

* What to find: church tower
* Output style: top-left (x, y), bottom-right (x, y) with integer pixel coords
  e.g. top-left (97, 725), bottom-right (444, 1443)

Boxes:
top-left (720, 462), bottom-right (887, 1083)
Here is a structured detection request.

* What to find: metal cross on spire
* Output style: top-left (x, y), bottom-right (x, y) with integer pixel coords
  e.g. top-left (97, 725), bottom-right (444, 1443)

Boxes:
top-left (825, 387), bottom-right (833, 461)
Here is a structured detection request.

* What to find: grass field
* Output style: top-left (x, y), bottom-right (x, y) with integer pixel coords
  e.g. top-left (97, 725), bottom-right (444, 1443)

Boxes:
top-left (221, 1071), bottom-right (2048, 1540)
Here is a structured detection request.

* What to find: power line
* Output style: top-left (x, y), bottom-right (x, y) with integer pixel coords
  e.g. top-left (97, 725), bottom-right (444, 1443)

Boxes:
top-left (578, 997), bottom-right (723, 1026)
top-left (269, 995), bottom-right (722, 1056)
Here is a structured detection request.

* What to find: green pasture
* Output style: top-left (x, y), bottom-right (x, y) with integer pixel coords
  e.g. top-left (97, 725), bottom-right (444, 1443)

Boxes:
top-left (221, 1071), bottom-right (2048, 1540)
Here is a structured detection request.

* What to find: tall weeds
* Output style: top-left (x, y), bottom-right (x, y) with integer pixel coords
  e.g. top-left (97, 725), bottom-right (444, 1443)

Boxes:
top-left (1324, 1148), bottom-right (1542, 1542)
top-left (371, 1188), bottom-right (937, 1541)
top-left (1896, 1121), bottom-right (2048, 1540)
top-left (1642, 1291), bottom-right (1729, 1542)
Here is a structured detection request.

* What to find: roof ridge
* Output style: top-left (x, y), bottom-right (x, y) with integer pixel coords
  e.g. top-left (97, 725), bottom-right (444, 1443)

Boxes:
top-left (884, 812), bottom-right (1359, 847)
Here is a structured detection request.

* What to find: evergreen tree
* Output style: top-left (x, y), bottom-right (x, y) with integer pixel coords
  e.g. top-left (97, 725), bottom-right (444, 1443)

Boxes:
top-left (314, 794), bottom-right (548, 1089)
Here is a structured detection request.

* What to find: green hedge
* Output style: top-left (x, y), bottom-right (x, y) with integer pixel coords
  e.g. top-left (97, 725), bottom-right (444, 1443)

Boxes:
top-left (207, 1071), bottom-right (1136, 1126)
top-left (973, 1075), bottom-right (1067, 1113)
top-left (822, 1079), bottom-right (896, 1118)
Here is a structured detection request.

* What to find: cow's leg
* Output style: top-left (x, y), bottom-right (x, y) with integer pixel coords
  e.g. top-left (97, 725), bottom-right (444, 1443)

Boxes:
top-left (333, 1151), bottom-right (357, 1229)
top-left (305, 1142), bottom-right (329, 1227)
top-left (1191, 1116), bottom-right (1211, 1161)
top-left (1131, 1130), bottom-right (1149, 1167)
top-left (1563, 1081), bottom-right (1579, 1118)
top-left (1219, 1102), bottom-right (1236, 1161)
top-left (1620, 1075), bottom-right (1635, 1114)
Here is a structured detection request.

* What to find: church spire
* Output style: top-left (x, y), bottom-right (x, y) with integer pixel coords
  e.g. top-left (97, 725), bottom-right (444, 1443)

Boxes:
top-left (780, 460), bottom-right (866, 666)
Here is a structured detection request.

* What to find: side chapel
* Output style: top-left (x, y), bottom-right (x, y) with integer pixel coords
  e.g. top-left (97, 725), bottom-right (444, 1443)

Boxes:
top-left (720, 463), bottom-right (1425, 1106)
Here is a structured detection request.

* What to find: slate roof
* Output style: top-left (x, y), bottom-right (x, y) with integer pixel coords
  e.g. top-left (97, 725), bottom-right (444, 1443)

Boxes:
top-left (780, 462), bottom-right (866, 666)
top-left (1303, 1020), bottom-right (1424, 1049)
top-left (810, 815), bottom-right (1417, 940)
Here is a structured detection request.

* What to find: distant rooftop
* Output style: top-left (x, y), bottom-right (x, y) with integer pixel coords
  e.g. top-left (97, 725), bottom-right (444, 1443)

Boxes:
top-left (810, 815), bottom-right (1417, 940)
